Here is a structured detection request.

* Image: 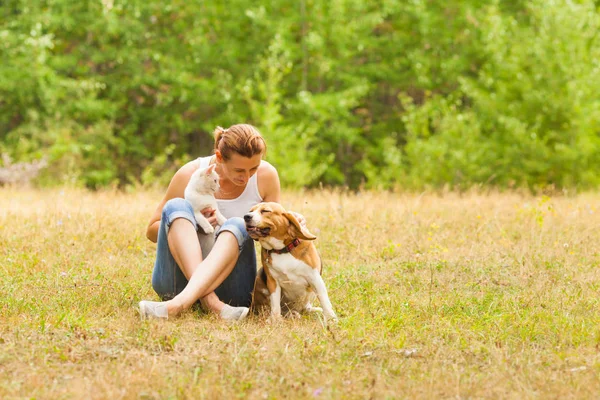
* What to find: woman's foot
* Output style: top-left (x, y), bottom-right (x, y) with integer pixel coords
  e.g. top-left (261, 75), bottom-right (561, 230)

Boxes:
top-left (139, 298), bottom-right (248, 322)
top-left (219, 304), bottom-right (250, 322)
top-left (138, 300), bottom-right (169, 320)
top-left (138, 299), bottom-right (184, 320)
top-left (201, 293), bottom-right (249, 322)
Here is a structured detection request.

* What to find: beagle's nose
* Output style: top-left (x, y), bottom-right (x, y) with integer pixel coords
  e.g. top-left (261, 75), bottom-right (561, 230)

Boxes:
top-left (243, 214), bottom-right (252, 222)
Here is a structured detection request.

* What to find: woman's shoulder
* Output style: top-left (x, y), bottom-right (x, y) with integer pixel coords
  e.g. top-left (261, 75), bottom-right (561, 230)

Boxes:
top-left (178, 158), bottom-right (203, 176)
top-left (258, 160), bottom-right (278, 180)
top-left (259, 159), bottom-right (276, 171)
top-left (257, 160), bottom-right (280, 201)
top-left (167, 158), bottom-right (204, 193)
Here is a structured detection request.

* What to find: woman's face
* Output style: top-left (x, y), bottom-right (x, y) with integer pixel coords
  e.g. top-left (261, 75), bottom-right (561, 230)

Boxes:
top-left (217, 152), bottom-right (262, 187)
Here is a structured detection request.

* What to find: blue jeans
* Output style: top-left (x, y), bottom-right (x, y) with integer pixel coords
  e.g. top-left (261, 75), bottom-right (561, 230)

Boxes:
top-left (151, 198), bottom-right (257, 307)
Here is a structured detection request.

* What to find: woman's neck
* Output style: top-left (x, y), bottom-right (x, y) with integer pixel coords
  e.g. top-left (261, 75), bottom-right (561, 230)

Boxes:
top-left (213, 160), bottom-right (246, 198)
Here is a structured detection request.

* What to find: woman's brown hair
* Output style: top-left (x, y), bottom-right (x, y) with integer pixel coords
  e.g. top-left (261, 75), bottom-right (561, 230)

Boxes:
top-left (214, 124), bottom-right (266, 161)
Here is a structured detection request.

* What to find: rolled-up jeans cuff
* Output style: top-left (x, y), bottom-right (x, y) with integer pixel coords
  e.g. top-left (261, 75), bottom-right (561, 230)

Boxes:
top-left (216, 218), bottom-right (248, 250)
top-left (165, 211), bottom-right (196, 236)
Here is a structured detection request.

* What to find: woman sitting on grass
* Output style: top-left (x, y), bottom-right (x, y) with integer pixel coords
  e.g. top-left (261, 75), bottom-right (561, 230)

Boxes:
top-left (139, 124), bottom-right (297, 321)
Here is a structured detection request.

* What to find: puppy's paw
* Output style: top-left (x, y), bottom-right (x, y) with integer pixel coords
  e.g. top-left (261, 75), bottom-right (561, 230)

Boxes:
top-left (201, 225), bottom-right (214, 234)
top-left (287, 310), bottom-right (302, 319)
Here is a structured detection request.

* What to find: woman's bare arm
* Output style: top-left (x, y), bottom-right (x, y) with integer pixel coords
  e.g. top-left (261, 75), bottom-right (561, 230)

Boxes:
top-left (258, 161), bottom-right (281, 203)
top-left (146, 162), bottom-right (197, 243)
top-left (257, 161), bottom-right (306, 225)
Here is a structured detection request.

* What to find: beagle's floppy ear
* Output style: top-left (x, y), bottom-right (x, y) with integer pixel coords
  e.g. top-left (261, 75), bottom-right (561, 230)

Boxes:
top-left (284, 212), bottom-right (316, 241)
top-left (205, 164), bottom-right (216, 175)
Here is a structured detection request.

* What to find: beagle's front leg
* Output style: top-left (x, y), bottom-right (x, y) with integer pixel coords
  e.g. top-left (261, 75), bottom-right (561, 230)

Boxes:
top-left (264, 265), bottom-right (282, 321)
top-left (269, 283), bottom-right (282, 320)
top-left (309, 272), bottom-right (337, 323)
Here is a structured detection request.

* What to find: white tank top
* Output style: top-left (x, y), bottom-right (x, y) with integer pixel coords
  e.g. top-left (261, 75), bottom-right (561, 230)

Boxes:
top-left (197, 156), bottom-right (263, 219)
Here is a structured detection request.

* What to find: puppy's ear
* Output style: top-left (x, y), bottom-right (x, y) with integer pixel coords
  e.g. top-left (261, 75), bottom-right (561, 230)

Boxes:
top-left (206, 164), bottom-right (216, 175)
top-left (284, 212), bottom-right (316, 241)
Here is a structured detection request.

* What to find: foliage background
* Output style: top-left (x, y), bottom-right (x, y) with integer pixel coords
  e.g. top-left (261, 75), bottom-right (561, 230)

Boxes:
top-left (1, 0), bottom-right (599, 190)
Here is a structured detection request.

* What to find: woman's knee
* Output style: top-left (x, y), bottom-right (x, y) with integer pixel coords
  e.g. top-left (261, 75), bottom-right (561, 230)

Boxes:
top-left (216, 217), bottom-right (249, 249)
top-left (161, 198), bottom-right (196, 233)
top-left (162, 198), bottom-right (193, 220)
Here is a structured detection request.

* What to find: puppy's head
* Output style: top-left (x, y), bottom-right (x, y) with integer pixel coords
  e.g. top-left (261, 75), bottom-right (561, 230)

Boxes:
top-left (243, 202), bottom-right (316, 243)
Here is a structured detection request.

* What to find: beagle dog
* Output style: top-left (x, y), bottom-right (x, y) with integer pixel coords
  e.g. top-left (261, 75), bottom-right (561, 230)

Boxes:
top-left (244, 202), bottom-right (337, 323)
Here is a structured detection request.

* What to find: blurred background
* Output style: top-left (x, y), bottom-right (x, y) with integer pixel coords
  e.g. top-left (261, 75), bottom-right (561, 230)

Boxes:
top-left (1, 0), bottom-right (599, 191)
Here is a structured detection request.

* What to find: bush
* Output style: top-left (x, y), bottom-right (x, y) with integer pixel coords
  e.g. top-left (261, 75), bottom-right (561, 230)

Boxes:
top-left (400, 0), bottom-right (600, 190)
top-left (1, 0), bottom-right (599, 191)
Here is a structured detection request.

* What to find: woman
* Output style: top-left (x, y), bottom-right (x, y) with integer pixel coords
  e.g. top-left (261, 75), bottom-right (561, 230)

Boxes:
top-left (139, 124), bottom-right (283, 321)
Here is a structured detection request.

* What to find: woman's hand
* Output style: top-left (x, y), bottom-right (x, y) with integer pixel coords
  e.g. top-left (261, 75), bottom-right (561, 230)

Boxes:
top-left (289, 211), bottom-right (307, 228)
top-left (201, 207), bottom-right (219, 228)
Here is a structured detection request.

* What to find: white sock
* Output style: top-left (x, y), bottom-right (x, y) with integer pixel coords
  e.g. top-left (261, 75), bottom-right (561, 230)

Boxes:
top-left (219, 304), bottom-right (250, 321)
top-left (139, 300), bottom-right (169, 320)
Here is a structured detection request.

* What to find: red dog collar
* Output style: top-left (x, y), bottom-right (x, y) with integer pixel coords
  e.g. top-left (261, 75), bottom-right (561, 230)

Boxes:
top-left (269, 238), bottom-right (301, 255)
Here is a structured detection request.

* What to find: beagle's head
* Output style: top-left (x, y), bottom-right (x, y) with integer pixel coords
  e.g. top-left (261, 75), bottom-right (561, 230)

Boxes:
top-left (243, 202), bottom-right (316, 244)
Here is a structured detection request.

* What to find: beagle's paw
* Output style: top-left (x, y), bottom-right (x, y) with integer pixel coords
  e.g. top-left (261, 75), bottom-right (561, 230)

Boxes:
top-left (324, 313), bottom-right (339, 325)
top-left (305, 305), bottom-right (323, 313)
top-left (267, 314), bottom-right (283, 324)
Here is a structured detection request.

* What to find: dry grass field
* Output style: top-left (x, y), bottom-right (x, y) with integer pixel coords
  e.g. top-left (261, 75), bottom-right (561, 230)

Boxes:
top-left (1, 188), bottom-right (599, 399)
